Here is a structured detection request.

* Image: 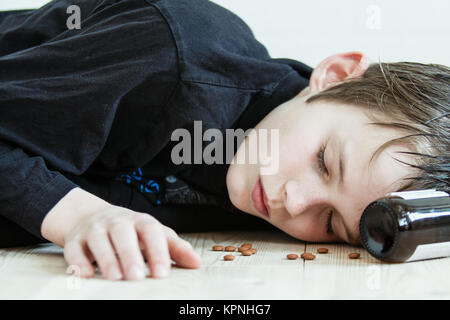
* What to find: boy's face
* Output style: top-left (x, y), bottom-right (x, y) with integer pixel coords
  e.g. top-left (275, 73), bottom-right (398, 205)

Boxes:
top-left (226, 91), bottom-right (416, 245)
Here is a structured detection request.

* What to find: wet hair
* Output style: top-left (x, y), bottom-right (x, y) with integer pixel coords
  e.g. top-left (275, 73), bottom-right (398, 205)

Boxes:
top-left (305, 61), bottom-right (450, 194)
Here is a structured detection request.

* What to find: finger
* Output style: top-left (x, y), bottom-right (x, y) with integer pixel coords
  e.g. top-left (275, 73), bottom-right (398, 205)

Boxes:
top-left (63, 240), bottom-right (95, 278)
top-left (109, 222), bottom-right (146, 280)
top-left (86, 227), bottom-right (123, 280)
top-left (165, 228), bottom-right (201, 269)
top-left (136, 220), bottom-right (171, 278)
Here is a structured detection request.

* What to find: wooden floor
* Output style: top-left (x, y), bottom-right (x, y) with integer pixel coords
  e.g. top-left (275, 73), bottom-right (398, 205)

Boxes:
top-left (1, 229), bottom-right (449, 299)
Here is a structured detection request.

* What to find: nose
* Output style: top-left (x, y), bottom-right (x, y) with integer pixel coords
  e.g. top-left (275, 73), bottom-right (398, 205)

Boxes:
top-left (283, 179), bottom-right (327, 217)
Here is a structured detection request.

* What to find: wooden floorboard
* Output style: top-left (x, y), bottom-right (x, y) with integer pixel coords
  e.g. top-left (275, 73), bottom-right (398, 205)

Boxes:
top-left (0, 230), bottom-right (449, 299)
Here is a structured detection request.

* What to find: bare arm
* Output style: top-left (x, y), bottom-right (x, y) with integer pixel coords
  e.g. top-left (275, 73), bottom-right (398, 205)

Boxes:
top-left (41, 187), bottom-right (111, 246)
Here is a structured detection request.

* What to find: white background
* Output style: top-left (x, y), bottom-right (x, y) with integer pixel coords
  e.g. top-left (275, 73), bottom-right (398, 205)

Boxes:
top-left (1, 0), bottom-right (449, 68)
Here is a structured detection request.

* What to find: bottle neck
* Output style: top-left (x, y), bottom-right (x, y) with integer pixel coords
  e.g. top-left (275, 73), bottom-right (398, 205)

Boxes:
top-left (360, 196), bottom-right (450, 262)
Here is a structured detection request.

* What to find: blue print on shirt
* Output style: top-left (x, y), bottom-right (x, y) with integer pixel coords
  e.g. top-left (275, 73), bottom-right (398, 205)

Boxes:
top-left (118, 167), bottom-right (162, 205)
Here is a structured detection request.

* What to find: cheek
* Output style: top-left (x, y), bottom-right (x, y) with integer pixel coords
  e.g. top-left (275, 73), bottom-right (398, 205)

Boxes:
top-left (277, 129), bottom-right (318, 175)
top-left (226, 138), bottom-right (262, 213)
top-left (226, 162), bottom-right (251, 211)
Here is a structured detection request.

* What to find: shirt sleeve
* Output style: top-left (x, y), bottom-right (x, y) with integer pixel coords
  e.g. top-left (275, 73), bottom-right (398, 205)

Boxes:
top-left (0, 140), bottom-right (78, 240)
top-left (0, 0), bottom-right (178, 240)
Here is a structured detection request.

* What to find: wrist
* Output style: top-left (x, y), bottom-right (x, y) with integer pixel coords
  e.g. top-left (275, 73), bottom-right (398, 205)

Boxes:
top-left (41, 187), bottom-right (112, 246)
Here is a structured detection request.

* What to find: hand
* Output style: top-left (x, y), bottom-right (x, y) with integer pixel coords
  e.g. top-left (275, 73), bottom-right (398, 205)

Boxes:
top-left (62, 204), bottom-right (201, 280)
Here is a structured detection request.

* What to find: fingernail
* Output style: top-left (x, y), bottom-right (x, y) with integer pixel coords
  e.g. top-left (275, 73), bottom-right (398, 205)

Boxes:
top-left (80, 266), bottom-right (92, 278)
top-left (108, 267), bottom-right (123, 280)
top-left (182, 240), bottom-right (193, 249)
top-left (128, 266), bottom-right (145, 280)
top-left (153, 264), bottom-right (169, 278)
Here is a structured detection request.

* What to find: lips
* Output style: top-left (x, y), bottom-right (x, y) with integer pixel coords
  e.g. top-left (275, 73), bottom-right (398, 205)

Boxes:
top-left (251, 177), bottom-right (270, 218)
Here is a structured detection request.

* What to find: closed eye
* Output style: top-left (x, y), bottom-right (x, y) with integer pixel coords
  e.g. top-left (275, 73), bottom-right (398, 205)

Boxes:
top-left (318, 144), bottom-right (328, 175)
top-left (318, 143), bottom-right (335, 235)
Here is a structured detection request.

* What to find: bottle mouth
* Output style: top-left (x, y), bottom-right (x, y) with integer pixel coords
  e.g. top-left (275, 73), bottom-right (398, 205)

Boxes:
top-left (360, 201), bottom-right (399, 260)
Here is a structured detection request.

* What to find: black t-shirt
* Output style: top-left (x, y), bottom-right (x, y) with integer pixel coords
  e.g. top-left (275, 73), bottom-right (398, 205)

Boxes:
top-left (0, 0), bottom-right (312, 241)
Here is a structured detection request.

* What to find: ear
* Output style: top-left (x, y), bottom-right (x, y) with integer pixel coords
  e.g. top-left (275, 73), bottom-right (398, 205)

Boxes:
top-left (309, 52), bottom-right (370, 93)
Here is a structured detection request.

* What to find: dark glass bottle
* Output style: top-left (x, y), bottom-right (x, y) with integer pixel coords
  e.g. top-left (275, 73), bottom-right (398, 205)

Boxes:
top-left (359, 189), bottom-right (450, 262)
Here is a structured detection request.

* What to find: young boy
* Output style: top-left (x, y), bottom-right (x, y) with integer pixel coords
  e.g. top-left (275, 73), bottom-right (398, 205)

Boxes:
top-left (0, 0), bottom-right (448, 281)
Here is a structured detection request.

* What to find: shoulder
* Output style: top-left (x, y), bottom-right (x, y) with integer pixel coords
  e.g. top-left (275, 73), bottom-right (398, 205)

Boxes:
top-left (147, 0), bottom-right (292, 89)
